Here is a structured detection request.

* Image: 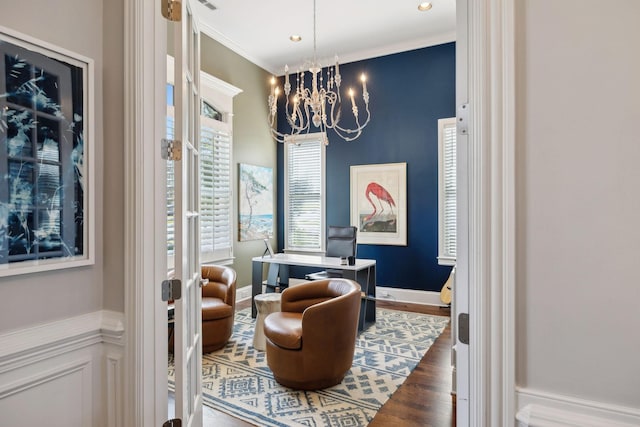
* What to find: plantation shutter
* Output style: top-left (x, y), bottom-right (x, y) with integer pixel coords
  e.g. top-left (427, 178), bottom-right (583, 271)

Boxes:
top-left (166, 112), bottom-right (176, 270)
top-left (167, 95), bottom-right (233, 269)
top-left (438, 118), bottom-right (457, 265)
top-left (200, 125), bottom-right (232, 262)
top-left (285, 135), bottom-right (325, 252)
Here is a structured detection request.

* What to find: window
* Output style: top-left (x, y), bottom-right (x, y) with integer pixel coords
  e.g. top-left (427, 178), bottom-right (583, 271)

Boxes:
top-left (199, 117), bottom-right (232, 263)
top-left (284, 133), bottom-right (326, 253)
top-left (438, 118), bottom-right (457, 265)
top-left (166, 57), bottom-right (239, 269)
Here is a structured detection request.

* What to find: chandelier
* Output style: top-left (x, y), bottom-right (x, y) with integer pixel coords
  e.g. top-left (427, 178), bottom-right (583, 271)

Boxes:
top-left (267, 0), bottom-right (371, 145)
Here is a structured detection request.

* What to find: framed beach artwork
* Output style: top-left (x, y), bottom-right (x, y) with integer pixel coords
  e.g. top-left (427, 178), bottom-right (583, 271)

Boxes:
top-left (0, 26), bottom-right (94, 276)
top-left (350, 162), bottom-right (407, 246)
top-left (239, 163), bottom-right (273, 241)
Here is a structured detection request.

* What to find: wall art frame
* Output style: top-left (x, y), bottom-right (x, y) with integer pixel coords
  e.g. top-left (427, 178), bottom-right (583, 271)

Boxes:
top-left (0, 26), bottom-right (95, 276)
top-left (350, 162), bottom-right (407, 246)
top-left (239, 163), bottom-right (273, 241)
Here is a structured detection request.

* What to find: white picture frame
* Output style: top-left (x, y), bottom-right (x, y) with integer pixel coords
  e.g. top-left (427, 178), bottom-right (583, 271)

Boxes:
top-left (263, 238), bottom-right (275, 257)
top-left (350, 162), bottom-right (407, 246)
top-left (0, 26), bottom-right (95, 276)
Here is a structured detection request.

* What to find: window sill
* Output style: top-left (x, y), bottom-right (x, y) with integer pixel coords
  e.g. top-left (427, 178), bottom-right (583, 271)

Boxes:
top-left (437, 256), bottom-right (456, 266)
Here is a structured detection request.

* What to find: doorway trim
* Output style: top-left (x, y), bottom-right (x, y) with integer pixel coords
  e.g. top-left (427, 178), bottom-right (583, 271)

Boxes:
top-left (122, 0), bottom-right (518, 425)
top-left (123, 0), bottom-right (168, 425)
top-left (463, 0), bottom-right (516, 425)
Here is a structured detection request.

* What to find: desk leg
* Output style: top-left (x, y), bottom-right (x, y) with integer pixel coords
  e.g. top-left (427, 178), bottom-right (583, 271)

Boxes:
top-left (344, 269), bottom-right (369, 332)
top-left (366, 265), bottom-right (376, 324)
top-left (251, 260), bottom-right (262, 318)
top-left (279, 264), bottom-right (290, 289)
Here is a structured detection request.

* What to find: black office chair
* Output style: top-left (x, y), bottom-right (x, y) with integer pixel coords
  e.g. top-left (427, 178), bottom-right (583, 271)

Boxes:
top-left (306, 226), bottom-right (357, 280)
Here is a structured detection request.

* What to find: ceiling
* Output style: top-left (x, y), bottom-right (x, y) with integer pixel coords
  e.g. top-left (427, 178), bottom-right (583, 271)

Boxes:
top-left (192, 0), bottom-right (457, 76)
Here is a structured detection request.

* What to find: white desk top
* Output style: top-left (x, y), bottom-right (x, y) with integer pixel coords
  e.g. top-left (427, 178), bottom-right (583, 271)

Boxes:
top-left (252, 253), bottom-right (375, 270)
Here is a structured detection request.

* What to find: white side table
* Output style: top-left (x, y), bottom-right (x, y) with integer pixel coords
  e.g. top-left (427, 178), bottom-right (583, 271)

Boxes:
top-left (253, 293), bottom-right (282, 351)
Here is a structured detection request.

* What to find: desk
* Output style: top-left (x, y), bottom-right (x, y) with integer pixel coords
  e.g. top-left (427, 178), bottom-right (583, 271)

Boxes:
top-left (251, 254), bottom-right (376, 331)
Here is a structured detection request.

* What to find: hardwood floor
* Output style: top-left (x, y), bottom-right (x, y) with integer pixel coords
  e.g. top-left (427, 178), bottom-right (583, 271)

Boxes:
top-left (370, 300), bottom-right (455, 427)
top-left (171, 299), bottom-right (455, 426)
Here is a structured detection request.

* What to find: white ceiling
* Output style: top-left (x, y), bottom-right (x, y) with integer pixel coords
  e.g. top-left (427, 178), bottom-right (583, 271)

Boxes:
top-left (193, 0), bottom-right (457, 76)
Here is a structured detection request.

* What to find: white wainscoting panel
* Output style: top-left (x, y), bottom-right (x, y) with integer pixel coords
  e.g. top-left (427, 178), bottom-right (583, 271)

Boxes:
top-left (0, 310), bottom-right (124, 427)
top-left (516, 388), bottom-right (640, 427)
top-left (0, 358), bottom-right (92, 427)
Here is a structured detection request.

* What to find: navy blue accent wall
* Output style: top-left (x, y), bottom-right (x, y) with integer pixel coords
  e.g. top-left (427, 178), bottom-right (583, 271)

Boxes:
top-left (277, 42), bottom-right (455, 292)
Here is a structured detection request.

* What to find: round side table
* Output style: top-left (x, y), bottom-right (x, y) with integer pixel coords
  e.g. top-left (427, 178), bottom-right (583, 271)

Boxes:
top-left (253, 293), bottom-right (282, 351)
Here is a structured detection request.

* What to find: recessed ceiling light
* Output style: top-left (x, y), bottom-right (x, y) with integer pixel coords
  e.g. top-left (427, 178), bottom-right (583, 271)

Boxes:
top-left (418, 2), bottom-right (433, 11)
top-left (290, 35), bottom-right (302, 42)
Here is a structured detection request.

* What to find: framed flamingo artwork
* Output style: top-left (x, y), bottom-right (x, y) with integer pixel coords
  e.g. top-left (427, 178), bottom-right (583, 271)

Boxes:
top-left (350, 162), bottom-right (407, 246)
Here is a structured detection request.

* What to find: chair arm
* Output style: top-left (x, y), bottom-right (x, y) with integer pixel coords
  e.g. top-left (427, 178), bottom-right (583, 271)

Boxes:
top-left (280, 280), bottom-right (331, 312)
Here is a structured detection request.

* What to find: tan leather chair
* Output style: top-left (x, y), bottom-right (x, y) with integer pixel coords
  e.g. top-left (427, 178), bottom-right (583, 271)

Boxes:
top-left (263, 278), bottom-right (361, 390)
top-left (201, 265), bottom-right (237, 353)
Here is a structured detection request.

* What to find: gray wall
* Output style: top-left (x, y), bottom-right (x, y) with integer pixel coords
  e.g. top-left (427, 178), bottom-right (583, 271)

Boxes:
top-left (0, 0), bottom-right (125, 331)
top-left (516, 0), bottom-right (640, 408)
top-left (200, 35), bottom-right (275, 288)
top-left (101, 0), bottom-right (125, 313)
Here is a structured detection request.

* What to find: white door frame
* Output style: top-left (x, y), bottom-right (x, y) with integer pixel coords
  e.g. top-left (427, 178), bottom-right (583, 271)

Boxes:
top-left (459, 0), bottom-right (516, 425)
top-left (123, 0), bottom-right (169, 425)
top-left (122, 0), bottom-right (517, 425)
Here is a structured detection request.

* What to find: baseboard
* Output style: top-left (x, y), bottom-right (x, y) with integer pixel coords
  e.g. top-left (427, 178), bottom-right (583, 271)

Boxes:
top-left (376, 287), bottom-right (446, 307)
top-left (236, 285), bottom-right (252, 302)
top-left (238, 284), bottom-right (446, 307)
top-left (516, 388), bottom-right (640, 427)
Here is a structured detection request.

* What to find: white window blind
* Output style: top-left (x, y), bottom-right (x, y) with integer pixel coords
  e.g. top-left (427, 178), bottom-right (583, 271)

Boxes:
top-left (166, 87), bottom-right (233, 269)
top-left (166, 111), bottom-right (176, 271)
top-left (438, 117), bottom-right (457, 265)
top-left (199, 122), bottom-right (232, 263)
top-left (284, 134), bottom-right (326, 252)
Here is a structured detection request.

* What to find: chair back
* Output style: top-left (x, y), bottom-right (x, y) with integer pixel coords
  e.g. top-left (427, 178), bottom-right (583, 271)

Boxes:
top-left (201, 265), bottom-right (237, 307)
top-left (326, 225), bottom-right (357, 258)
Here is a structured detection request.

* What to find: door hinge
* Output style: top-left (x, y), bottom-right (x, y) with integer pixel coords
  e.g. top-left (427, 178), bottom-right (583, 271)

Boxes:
top-left (161, 279), bottom-right (182, 301)
top-left (163, 419), bottom-right (182, 427)
top-left (458, 313), bottom-right (469, 345)
top-left (457, 103), bottom-right (469, 136)
top-left (161, 138), bottom-right (182, 161)
top-left (161, 0), bottom-right (182, 22)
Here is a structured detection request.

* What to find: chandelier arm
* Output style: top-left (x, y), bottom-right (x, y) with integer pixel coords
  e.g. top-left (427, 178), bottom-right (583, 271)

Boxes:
top-left (333, 129), bottom-right (361, 142)
top-left (333, 106), bottom-right (371, 134)
top-left (270, 122), bottom-right (313, 144)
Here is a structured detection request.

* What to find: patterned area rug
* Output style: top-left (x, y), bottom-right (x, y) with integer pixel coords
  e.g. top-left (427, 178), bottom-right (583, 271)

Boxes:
top-left (169, 308), bottom-right (449, 427)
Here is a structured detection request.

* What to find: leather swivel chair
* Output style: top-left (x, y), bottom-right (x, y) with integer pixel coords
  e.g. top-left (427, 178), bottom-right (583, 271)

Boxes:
top-left (263, 278), bottom-right (361, 390)
top-left (201, 264), bottom-right (237, 353)
top-left (305, 225), bottom-right (357, 280)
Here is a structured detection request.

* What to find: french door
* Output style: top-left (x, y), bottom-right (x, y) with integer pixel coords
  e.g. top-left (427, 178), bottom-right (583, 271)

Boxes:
top-left (172, 0), bottom-right (203, 425)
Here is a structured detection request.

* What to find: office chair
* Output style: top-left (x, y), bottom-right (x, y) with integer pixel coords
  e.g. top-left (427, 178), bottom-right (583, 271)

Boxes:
top-left (305, 225), bottom-right (357, 280)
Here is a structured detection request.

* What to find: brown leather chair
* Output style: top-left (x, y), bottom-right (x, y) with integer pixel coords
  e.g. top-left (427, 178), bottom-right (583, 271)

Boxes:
top-left (263, 278), bottom-right (361, 390)
top-left (201, 264), bottom-right (237, 353)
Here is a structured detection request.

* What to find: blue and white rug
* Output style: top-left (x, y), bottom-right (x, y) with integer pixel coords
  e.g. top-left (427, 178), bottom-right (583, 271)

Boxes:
top-left (169, 308), bottom-right (449, 426)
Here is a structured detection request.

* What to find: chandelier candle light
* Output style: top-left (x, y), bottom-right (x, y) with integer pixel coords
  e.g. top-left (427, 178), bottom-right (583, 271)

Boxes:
top-left (268, 0), bottom-right (371, 145)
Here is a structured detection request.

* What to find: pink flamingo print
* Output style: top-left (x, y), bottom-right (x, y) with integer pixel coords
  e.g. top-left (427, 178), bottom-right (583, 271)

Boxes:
top-left (363, 182), bottom-right (396, 222)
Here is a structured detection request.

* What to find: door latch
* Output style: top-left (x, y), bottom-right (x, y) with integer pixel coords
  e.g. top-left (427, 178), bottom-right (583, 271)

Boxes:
top-left (458, 313), bottom-right (469, 344)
